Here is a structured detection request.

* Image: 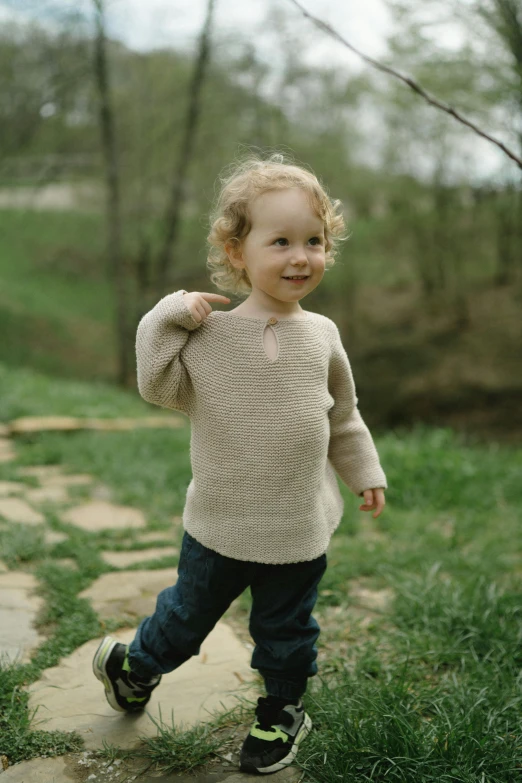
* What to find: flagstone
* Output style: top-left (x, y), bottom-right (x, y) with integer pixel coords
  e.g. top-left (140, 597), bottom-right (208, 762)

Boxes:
top-left (61, 500), bottom-right (146, 531)
top-left (9, 415), bottom-right (185, 434)
top-left (0, 571), bottom-right (44, 664)
top-left (88, 753), bottom-right (301, 782)
top-left (26, 625), bottom-right (258, 751)
top-left (225, 771), bottom-right (301, 783)
top-left (10, 416), bottom-right (88, 433)
top-left (2, 752), bottom-right (302, 782)
top-left (39, 473), bottom-right (94, 488)
top-left (44, 530), bottom-right (69, 546)
top-left (24, 485), bottom-right (70, 504)
top-left (0, 438), bottom-right (16, 463)
top-left (137, 532), bottom-right (175, 544)
top-left (1, 756), bottom-right (73, 782)
top-left (101, 548), bottom-right (178, 568)
top-left (79, 568), bottom-right (177, 622)
top-left (0, 481), bottom-right (25, 497)
top-left (0, 497), bottom-right (45, 525)
top-left (18, 465), bottom-right (63, 478)
top-left (349, 584), bottom-right (394, 612)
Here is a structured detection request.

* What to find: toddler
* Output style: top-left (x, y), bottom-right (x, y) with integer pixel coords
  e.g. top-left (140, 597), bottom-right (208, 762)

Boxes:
top-left (93, 153), bottom-right (387, 774)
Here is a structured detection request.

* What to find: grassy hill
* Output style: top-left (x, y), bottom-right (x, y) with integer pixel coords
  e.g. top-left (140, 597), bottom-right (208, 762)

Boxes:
top-left (1, 205), bottom-right (521, 443)
top-left (0, 208), bottom-right (114, 379)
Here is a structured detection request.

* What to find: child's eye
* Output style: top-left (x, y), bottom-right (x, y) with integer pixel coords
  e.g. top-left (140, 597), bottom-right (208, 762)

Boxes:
top-left (274, 238), bottom-right (288, 246)
top-left (309, 236), bottom-right (322, 245)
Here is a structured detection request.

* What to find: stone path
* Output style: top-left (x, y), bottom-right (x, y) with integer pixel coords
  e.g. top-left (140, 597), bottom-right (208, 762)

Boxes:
top-left (0, 571), bottom-right (45, 664)
top-left (0, 430), bottom-right (303, 782)
top-left (6, 416), bottom-right (185, 435)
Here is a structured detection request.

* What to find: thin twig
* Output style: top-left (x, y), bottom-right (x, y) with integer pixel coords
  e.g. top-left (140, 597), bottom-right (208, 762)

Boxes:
top-left (288, 0), bottom-right (522, 170)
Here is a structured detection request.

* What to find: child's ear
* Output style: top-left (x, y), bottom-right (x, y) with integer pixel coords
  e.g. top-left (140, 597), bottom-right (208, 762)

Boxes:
top-left (224, 238), bottom-right (243, 268)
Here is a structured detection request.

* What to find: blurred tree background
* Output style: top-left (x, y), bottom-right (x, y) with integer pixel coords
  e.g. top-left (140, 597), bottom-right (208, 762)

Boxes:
top-left (0, 0), bottom-right (521, 441)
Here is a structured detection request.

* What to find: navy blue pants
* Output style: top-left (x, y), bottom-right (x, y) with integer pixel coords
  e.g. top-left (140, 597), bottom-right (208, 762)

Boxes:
top-left (127, 530), bottom-right (328, 701)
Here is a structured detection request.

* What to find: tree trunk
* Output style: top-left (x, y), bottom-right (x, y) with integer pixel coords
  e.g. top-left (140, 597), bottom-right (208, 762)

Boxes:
top-left (518, 131), bottom-right (522, 291)
top-left (154, 0), bottom-right (216, 300)
top-left (494, 184), bottom-right (516, 285)
top-left (92, 0), bottom-right (130, 386)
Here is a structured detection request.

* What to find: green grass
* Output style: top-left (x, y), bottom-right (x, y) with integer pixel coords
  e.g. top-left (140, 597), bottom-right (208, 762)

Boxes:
top-left (0, 209), bottom-right (107, 323)
top-left (299, 657), bottom-right (521, 782)
top-left (0, 659), bottom-right (83, 764)
top-left (0, 361), bottom-right (521, 779)
top-left (0, 208), bottom-right (115, 378)
top-left (0, 361), bottom-right (163, 421)
top-left (0, 517), bottom-right (102, 762)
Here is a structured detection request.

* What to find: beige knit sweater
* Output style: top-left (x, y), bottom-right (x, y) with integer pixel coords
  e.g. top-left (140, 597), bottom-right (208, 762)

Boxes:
top-left (136, 289), bottom-right (387, 564)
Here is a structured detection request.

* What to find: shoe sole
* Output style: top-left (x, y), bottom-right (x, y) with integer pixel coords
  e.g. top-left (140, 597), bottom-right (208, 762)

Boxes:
top-left (92, 636), bottom-right (126, 713)
top-left (240, 712), bottom-right (313, 774)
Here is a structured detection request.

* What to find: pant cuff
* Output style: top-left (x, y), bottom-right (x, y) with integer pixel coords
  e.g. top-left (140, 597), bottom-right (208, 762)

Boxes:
top-left (127, 646), bottom-right (160, 680)
top-left (263, 675), bottom-right (307, 702)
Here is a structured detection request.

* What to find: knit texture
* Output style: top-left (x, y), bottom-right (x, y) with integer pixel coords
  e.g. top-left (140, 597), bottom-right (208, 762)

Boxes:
top-left (136, 290), bottom-right (388, 564)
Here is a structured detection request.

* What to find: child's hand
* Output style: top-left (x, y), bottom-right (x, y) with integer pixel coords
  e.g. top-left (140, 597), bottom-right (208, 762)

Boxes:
top-left (183, 291), bottom-right (231, 323)
top-left (359, 487), bottom-right (385, 518)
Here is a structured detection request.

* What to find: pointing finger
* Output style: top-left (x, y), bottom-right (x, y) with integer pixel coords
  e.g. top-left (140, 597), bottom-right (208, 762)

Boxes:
top-left (199, 293), bottom-right (231, 302)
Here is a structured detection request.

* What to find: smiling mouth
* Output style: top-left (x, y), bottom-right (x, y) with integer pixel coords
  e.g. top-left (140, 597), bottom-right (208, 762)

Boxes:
top-left (282, 276), bottom-right (309, 280)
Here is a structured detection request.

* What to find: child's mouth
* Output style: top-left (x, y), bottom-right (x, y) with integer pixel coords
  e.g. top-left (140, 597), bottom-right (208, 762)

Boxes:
top-left (282, 277), bottom-right (309, 284)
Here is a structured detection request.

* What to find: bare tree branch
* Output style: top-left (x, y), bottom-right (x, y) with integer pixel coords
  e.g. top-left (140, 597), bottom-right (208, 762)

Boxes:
top-left (288, 0), bottom-right (522, 169)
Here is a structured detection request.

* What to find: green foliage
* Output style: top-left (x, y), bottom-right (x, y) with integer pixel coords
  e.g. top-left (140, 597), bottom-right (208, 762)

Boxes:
top-left (0, 656), bottom-right (83, 764)
top-left (120, 713), bottom-right (224, 774)
top-left (0, 20), bottom-right (92, 162)
top-left (13, 427), bottom-right (192, 524)
top-left (0, 8), bottom-right (519, 391)
top-left (0, 524), bottom-right (46, 568)
top-left (389, 567), bottom-right (522, 670)
top-left (299, 661), bottom-right (522, 782)
top-left (0, 360), bottom-right (155, 420)
top-left (377, 425), bottom-right (522, 512)
top-left (0, 567), bottom-right (99, 764)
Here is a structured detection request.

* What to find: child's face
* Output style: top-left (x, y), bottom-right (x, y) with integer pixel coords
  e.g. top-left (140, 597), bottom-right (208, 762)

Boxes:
top-left (230, 187), bottom-right (326, 307)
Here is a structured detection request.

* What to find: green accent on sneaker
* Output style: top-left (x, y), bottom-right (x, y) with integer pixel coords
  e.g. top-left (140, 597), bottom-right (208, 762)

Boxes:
top-left (127, 695), bottom-right (147, 703)
top-left (250, 722), bottom-right (289, 742)
top-left (122, 648), bottom-right (131, 673)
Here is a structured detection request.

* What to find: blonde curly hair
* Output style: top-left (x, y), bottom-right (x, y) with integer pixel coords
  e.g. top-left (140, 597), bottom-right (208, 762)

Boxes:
top-left (206, 151), bottom-right (348, 297)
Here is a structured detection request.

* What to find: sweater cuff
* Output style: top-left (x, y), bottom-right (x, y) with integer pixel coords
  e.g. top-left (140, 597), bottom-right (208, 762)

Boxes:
top-left (359, 486), bottom-right (386, 497)
top-left (155, 289), bottom-right (202, 332)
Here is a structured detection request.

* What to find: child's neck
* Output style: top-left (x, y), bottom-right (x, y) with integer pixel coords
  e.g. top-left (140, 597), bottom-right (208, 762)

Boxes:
top-left (235, 296), bottom-right (305, 319)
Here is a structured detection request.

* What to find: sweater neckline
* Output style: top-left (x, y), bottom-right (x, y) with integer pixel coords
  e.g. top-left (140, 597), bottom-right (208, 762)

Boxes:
top-left (213, 310), bottom-right (311, 322)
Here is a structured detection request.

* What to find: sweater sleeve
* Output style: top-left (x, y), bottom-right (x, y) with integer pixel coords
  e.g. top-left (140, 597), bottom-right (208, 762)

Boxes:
top-left (135, 289), bottom-right (201, 416)
top-left (327, 323), bottom-right (388, 497)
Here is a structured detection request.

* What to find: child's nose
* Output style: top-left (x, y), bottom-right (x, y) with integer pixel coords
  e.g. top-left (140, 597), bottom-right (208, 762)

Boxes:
top-left (292, 245), bottom-right (309, 262)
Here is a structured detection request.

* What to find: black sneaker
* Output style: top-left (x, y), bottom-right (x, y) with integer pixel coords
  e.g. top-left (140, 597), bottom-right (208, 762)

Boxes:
top-left (93, 636), bottom-right (161, 713)
top-left (239, 694), bottom-right (312, 774)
